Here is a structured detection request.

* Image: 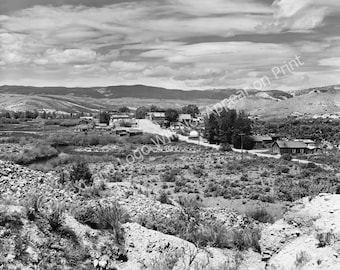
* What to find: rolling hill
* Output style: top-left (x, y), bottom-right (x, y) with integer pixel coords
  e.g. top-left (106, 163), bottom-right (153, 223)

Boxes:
top-left (0, 84), bottom-right (339, 118)
top-left (0, 85), bottom-right (292, 100)
top-left (0, 84), bottom-right (291, 114)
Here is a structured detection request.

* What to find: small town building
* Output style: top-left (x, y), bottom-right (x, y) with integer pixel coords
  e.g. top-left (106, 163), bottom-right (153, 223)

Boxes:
top-left (128, 128), bottom-right (143, 136)
top-left (178, 114), bottom-right (192, 123)
top-left (272, 141), bottom-right (308, 155)
top-left (272, 140), bottom-right (319, 155)
top-left (110, 113), bottom-right (136, 128)
top-left (146, 112), bottom-right (166, 126)
top-left (113, 128), bottom-right (129, 137)
top-left (250, 135), bottom-right (273, 149)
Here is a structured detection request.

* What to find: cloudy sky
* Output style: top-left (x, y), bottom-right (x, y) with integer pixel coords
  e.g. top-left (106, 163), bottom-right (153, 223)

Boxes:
top-left (0, 0), bottom-right (339, 90)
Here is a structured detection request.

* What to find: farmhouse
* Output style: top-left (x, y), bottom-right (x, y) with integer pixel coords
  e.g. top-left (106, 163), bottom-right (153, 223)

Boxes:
top-left (272, 140), bottom-right (319, 155)
top-left (146, 112), bottom-right (166, 126)
top-left (110, 113), bottom-right (137, 128)
top-left (110, 113), bottom-right (131, 121)
top-left (272, 141), bottom-right (308, 154)
top-left (250, 135), bottom-right (273, 149)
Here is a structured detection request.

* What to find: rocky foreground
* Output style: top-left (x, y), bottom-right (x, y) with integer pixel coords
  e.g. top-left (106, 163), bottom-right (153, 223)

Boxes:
top-left (0, 160), bottom-right (340, 269)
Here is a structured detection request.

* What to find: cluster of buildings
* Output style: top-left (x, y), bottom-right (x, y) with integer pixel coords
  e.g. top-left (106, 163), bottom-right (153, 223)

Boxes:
top-left (77, 112), bottom-right (142, 137)
top-left (289, 111), bottom-right (340, 120)
top-left (250, 135), bottom-right (320, 155)
top-left (145, 112), bottom-right (203, 127)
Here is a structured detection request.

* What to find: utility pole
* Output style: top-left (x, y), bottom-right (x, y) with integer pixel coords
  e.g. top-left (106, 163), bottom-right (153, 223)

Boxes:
top-left (240, 133), bottom-right (245, 161)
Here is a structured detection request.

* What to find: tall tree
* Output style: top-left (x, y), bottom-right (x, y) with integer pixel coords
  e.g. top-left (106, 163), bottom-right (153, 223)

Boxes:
top-left (99, 111), bottom-right (110, 125)
top-left (165, 109), bottom-right (179, 124)
top-left (150, 105), bottom-right (163, 112)
top-left (118, 106), bottom-right (130, 113)
top-left (181, 104), bottom-right (199, 118)
top-left (135, 106), bottom-right (150, 119)
top-left (204, 108), bottom-right (253, 148)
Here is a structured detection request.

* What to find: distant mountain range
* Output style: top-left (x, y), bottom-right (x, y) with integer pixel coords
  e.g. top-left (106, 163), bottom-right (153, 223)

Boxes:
top-left (0, 84), bottom-right (339, 119)
top-left (0, 85), bottom-right (291, 100)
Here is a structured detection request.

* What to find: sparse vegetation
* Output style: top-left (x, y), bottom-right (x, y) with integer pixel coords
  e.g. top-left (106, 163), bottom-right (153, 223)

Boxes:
top-left (246, 208), bottom-right (274, 224)
top-left (69, 161), bottom-right (93, 186)
top-left (73, 202), bottom-right (130, 244)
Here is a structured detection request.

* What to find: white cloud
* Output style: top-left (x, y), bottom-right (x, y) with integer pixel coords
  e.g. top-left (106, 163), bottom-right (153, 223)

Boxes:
top-left (34, 48), bottom-right (97, 65)
top-left (167, 0), bottom-right (272, 16)
top-left (266, 0), bottom-right (340, 31)
top-left (109, 61), bottom-right (146, 72)
top-left (318, 57), bottom-right (340, 68)
top-left (0, 0), bottom-right (339, 89)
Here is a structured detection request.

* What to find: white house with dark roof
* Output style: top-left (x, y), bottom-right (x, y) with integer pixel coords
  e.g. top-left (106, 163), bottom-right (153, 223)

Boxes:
top-left (272, 140), bottom-right (319, 155)
top-left (178, 114), bottom-right (192, 123)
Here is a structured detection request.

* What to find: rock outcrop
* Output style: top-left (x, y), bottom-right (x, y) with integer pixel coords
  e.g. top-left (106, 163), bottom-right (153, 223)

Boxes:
top-left (260, 194), bottom-right (340, 270)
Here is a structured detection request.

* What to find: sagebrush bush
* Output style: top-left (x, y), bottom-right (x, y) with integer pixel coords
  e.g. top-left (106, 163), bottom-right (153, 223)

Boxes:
top-left (162, 168), bottom-right (179, 182)
top-left (0, 211), bottom-right (23, 229)
top-left (316, 232), bottom-right (335, 247)
top-left (138, 200), bottom-right (261, 252)
top-left (246, 208), bottom-right (274, 224)
top-left (73, 202), bottom-right (129, 244)
top-left (281, 153), bottom-right (292, 161)
top-left (158, 191), bottom-right (172, 205)
top-left (46, 201), bottom-right (65, 231)
top-left (24, 193), bottom-right (44, 221)
top-left (231, 228), bottom-right (261, 252)
top-left (69, 161), bottom-right (93, 186)
top-left (275, 178), bottom-right (333, 202)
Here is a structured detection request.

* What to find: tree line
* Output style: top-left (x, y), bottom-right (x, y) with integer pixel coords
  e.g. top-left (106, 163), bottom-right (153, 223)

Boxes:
top-left (204, 109), bottom-right (254, 150)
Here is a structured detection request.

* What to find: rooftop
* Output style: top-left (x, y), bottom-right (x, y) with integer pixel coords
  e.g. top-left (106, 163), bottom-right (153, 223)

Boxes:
top-left (250, 135), bottom-right (273, 142)
top-left (275, 140), bottom-right (307, 149)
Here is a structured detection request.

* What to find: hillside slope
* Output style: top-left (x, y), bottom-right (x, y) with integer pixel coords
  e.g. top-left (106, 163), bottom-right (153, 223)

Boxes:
top-left (0, 84), bottom-right (339, 118)
top-left (227, 88), bottom-right (340, 118)
top-left (0, 85), bottom-right (291, 101)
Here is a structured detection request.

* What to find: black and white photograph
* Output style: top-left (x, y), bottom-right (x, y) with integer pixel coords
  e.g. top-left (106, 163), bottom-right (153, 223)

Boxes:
top-left (0, 0), bottom-right (340, 269)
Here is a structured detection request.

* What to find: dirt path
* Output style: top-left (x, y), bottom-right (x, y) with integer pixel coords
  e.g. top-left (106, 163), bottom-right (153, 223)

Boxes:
top-left (136, 119), bottom-right (333, 169)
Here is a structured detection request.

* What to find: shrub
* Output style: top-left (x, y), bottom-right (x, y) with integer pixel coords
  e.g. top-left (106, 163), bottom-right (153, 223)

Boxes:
top-left (44, 119), bottom-right (62, 125)
top-left (260, 171), bottom-right (269, 177)
top-left (281, 153), bottom-right (292, 161)
top-left (162, 169), bottom-right (179, 182)
top-left (158, 191), bottom-right (172, 205)
top-left (316, 232), bottom-right (335, 247)
top-left (280, 166), bottom-right (290, 174)
top-left (240, 174), bottom-right (249, 182)
top-left (336, 185), bottom-right (340, 194)
top-left (294, 251), bottom-right (311, 268)
top-left (260, 195), bottom-right (275, 203)
top-left (73, 202), bottom-right (129, 244)
top-left (275, 178), bottom-right (333, 202)
top-left (220, 143), bottom-right (232, 152)
top-left (175, 178), bottom-right (186, 187)
top-left (232, 228), bottom-right (261, 252)
top-left (46, 201), bottom-right (65, 231)
top-left (138, 199), bottom-right (261, 252)
top-left (24, 193), bottom-right (44, 221)
top-left (69, 161), bottom-right (93, 186)
top-left (109, 171), bottom-right (123, 182)
top-left (9, 145), bottom-right (59, 165)
top-left (246, 209), bottom-right (274, 224)
top-left (0, 211), bottom-right (23, 230)
top-left (59, 119), bottom-right (81, 127)
top-left (192, 166), bottom-right (205, 178)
